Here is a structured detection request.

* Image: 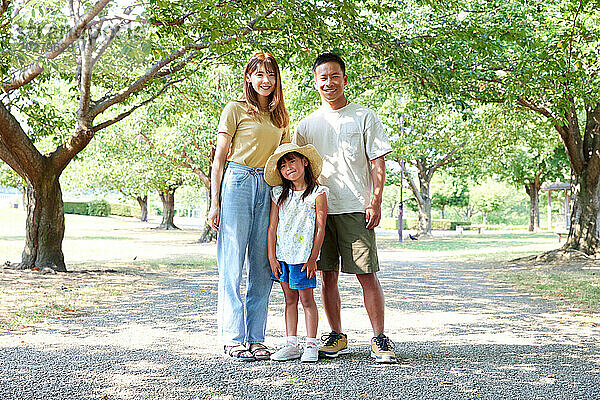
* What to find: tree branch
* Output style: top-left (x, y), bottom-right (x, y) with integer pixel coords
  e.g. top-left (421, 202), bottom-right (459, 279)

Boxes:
top-left (516, 97), bottom-right (556, 120)
top-left (0, 0), bottom-right (9, 18)
top-left (88, 6), bottom-right (281, 118)
top-left (137, 116), bottom-right (209, 187)
top-left (78, 26), bottom-right (99, 120)
top-left (47, 0), bottom-right (111, 59)
top-left (91, 78), bottom-right (184, 133)
top-left (178, 149), bottom-right (210, 188)
top-left (1, 0), bottom-right (111, 93)
top-left (393, 156), bottom-right (424, 206)
top-left (0, 101), bottom-right (44, 182)
top-left (431, 142), bottom-right (465, 172)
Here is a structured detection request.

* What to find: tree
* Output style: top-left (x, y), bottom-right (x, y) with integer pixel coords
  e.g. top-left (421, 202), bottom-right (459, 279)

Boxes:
top-left (431, 176), bottom-right (469, 219)
top-left (382, 97), bottom-right (479, 237)
top-left (1, 0), bottom-right (355, 271)
top-left (389, 0), bottom-right (600, 255)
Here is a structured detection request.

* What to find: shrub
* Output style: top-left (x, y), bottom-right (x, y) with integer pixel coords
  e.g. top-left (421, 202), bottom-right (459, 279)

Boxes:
top-left (87, 199), bottom-right (111, 216)
top-left (63, 202), bottom-right (89, 215)
top-left (110, 203), bottom-right (140, 218)
top-left (450, 221), bottom-right (471, 230)
top-left (380, 217), bottom-right (452, 230)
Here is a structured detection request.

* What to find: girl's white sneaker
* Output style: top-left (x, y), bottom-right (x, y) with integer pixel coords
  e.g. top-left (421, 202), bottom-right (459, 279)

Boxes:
top-left (271, 345), bottom-right (301, 361)
top-left (301, 345), bottom-right (319, 363)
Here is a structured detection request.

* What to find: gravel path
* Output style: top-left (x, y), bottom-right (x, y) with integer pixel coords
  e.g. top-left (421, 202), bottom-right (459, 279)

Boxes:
top-left (1, 247), bottom-right (599, 400)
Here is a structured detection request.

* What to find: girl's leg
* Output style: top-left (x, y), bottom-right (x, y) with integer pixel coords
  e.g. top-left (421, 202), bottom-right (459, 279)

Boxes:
top-left (245, 171), bottom-right (273, 344)
top-left (217, 166), bottom-right (253, 346)
top-left (280, 282), bottom-right (299, 337)
top-left (298, 288), bottom-right (318, 339)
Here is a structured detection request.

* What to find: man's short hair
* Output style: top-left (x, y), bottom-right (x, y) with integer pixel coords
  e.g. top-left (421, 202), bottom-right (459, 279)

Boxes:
top-left (312, 52), bottom-right (346, 75)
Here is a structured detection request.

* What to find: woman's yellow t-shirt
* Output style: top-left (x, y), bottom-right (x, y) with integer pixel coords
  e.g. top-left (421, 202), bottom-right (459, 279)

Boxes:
top-left (218, 101), bottom-right (290, 169)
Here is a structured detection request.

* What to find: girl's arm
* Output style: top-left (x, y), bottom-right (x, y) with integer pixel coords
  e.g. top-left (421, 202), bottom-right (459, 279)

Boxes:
top-left (267, 200), bottom-right (282, 278)
top-left (302, 192), bottom-right (327, 279)
top-left (207, 132), bottom-right (232, 231)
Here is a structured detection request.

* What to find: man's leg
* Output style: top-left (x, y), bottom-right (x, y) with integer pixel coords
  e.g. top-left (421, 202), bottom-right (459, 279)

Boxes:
top-left (356, 272), bottom-right (385, 336)
top-left (320, 270), bottom-right (342, 333)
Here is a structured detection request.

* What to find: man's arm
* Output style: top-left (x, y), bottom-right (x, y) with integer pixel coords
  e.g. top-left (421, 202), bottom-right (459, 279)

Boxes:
top-left (365, 155), bottom-right (386, 229)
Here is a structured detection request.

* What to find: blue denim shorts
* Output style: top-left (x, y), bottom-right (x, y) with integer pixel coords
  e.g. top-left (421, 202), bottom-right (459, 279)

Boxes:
top-left (272, 261), bottom-right (317, 290)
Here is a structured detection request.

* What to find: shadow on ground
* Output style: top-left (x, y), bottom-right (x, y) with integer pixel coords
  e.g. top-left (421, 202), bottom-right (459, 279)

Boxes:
top-left (1, 258), bottom-right (599, 400)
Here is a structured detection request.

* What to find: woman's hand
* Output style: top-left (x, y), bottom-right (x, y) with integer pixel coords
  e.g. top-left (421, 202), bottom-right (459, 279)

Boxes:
top-left (270, 257), bottom-right (282, 279)
top-left (301, 258), bottom-right (317, 279)
top-left (207, 204), bottom-right (220, 231)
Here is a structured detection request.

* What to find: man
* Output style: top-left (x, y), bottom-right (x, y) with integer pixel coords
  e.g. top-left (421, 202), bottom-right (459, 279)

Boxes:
top-left (295, 52), bottom-right (396, 363)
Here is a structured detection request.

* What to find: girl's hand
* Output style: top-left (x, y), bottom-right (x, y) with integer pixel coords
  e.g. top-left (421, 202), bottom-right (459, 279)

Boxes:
top-left (270, 258), bottom-right (282, 279)
top-left (207, 204), bottom-right (220, 231)
top-left (301, 259), bottom-right (317, 279)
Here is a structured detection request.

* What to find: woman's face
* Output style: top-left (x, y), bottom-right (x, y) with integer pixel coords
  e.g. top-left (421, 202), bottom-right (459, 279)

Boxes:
top-left (246, 63), bottom-right (276, 98)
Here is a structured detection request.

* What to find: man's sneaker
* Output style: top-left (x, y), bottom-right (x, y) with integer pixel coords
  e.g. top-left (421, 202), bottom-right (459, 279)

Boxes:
top-left (270, 345), bottom-right (301, 361)
top-left (301, 345), bottom-right (319, 362)
top-left (370, 333), bottom-right (397, 364)
top-left (319, 331), bottom-right (349, 358)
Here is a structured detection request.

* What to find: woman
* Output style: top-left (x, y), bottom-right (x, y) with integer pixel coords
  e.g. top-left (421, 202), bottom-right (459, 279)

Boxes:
top-left (208, 52), bottom-right (290, 361)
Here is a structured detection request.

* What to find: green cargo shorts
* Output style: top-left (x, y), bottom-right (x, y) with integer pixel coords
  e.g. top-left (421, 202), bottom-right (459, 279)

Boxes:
top-left (317, 212), bottom-right (380, 274)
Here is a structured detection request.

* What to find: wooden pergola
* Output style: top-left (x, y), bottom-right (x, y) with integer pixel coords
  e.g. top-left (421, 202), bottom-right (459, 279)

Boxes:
top-left (541, 182), bottom-right (571, 232)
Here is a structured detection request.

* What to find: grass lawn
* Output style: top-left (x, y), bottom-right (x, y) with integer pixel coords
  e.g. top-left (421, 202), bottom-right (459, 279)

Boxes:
top-left (0, 208), bottom-right (216, 330)
top-left (378, 232), bottom-right (562, 262)
top-left (1, 208), bottom-right (598, 329)
top-left (379, 232), bottom-right (600, 314)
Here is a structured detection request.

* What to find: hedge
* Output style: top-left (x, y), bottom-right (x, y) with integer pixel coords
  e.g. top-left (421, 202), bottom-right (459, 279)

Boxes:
top-left (380, 217), bottom-right (455, 231)
top-left (63, 201), bottom-right (89, 215)
top-left (63, 200), bottom-right (110, 217)
top-left (110, 203), bottom-right (141, 218)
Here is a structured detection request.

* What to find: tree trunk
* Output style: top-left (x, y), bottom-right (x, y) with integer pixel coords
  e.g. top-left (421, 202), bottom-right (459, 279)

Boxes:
top-left (564, 167), bottom-right (600, 254)
top-left (156, 187), bottom-right (179, 230)
top-left (196, 185), bottom-right (216, 242)
top-left (525, 182), bottom-right (540, 232)
top-left (197, 222), bottom-right (217, 243)
top-left (136, 195), bottom-right (148, 222)
top-left (416, 178), bottom-right (432, 237)
top-left (20, 176), bottom-right (66, 272)
top-left (403, 162), bottom-right (433, 238)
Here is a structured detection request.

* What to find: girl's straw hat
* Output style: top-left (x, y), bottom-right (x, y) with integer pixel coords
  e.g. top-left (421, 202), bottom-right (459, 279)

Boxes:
top-left (264, 143), bottom-right (323, 186)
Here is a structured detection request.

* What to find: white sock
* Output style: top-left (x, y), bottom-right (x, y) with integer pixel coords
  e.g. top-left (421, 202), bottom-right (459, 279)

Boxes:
top-left (306, 337), bottom-right (318, 348)
top-left (286, 336), bottom-right (298, 347)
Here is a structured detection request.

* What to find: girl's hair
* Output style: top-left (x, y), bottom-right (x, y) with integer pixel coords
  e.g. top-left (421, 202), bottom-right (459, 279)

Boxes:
top-left (243, 52), bottom-right (290, 129)
top-left (276, 152), bottom-right (317, 206)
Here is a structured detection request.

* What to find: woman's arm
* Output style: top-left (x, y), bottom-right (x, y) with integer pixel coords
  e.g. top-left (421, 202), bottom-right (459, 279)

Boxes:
top-left (207, 132), bottom-right (232, 231)
top-left (302, 192), bottom-right (327, 279)
top-left (267, 200), bottom-right (281, 278)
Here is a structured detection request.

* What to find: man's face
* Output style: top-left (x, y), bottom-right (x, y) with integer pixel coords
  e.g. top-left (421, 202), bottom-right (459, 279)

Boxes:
top-left (313, 61), bottom-right (347, 105)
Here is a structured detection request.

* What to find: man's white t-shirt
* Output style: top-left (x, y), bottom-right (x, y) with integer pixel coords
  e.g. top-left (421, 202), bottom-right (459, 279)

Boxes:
top-left (295, 102), bottom-right (392, 215)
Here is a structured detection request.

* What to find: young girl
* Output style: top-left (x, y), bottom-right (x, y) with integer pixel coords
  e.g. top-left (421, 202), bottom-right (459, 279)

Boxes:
top-left (264, 143), bottom-right (328, 363)
top-left (208, 52), bottom-right (290, 361)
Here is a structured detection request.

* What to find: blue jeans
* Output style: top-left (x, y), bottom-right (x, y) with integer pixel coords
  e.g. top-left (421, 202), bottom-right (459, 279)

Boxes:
top-left (217, 162), bottom-right (273, 345)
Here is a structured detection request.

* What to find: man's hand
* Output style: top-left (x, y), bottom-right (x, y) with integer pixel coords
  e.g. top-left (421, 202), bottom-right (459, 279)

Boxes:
top-left (301, 258), bottom-right (317, 279)
top-left (365, 202), bottom-right (382, 230)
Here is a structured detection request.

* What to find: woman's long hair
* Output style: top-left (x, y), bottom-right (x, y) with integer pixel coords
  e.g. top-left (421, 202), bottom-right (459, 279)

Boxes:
top-left (243, 52), bottom-right (290, 129)
top-left (276, 152), bottom-right (317, 206)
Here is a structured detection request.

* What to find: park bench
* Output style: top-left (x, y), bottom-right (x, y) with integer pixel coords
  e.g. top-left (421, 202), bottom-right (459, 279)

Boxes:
top-left (555, 231), bottom-right (569, 242)
top-left (456, 225), bottom-right (484, 234)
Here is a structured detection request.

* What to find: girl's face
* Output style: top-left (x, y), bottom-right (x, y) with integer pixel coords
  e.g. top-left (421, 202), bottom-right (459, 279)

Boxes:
top-left (279, 154), bottom-right (308, 187)
top-left (246, 63), bottom-right (276, 99)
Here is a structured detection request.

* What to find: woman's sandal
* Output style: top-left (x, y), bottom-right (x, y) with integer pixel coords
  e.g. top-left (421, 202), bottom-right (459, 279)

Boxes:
top-left (248, 343), bottom-right (271, 360)
top-left (224, 344), bottom-right (255, 362)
